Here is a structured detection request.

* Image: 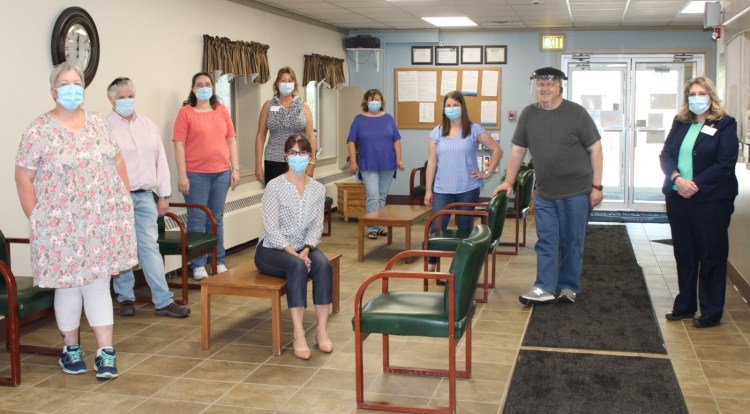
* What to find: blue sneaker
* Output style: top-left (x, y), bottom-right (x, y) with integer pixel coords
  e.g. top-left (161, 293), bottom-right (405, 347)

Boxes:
top-left (94, 348), bottom-right (118, 380)
top-left (59, 345), bottom-right (87, 374)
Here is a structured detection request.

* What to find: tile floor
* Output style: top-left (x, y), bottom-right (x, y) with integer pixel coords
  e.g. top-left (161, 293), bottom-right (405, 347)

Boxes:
top-left (1, 217), bottom-right (749, 413)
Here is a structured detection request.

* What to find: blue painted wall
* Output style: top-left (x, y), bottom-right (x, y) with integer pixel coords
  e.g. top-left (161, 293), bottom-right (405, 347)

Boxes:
top-left (346, 29), bottom-right (716, 197)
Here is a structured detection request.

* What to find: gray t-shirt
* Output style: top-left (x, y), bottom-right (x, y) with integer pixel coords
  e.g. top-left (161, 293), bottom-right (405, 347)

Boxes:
top-left (512, 100), bottom-right (601, 199)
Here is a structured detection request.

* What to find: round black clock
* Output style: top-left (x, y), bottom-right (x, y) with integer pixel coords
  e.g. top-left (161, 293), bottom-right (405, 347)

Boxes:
top-left (51, 7), bottom-right (100, 87)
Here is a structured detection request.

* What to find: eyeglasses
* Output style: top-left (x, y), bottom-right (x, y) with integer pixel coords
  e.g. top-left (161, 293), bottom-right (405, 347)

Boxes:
top-left (287, 150), bottom-right (309, 157)
top-left (535, 81), bottom-right (558, 89)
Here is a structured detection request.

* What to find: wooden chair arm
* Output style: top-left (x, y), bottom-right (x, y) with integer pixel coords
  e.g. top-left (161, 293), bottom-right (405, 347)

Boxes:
top-left (423, 209), bottom-right (489, 242)
top-left (4, 237), bottom-right (30, 268)
top-left (168, 202), bottom-right (218, 236)
top-left (384, 250), bottom-right (457, 270)
top-left (443, 201), bottom-right (487, 210)
top-left (0, 261), bottom-right (19, 320)
top-left (409, 166), bottom-right (426, 192)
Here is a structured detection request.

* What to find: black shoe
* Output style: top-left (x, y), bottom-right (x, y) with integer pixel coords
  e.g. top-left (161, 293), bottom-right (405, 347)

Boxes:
top-left (155, 302), bottom-right (191, 318)
top-left (692, 315), bottom-right (721, 328)
top-left (665, 310), bottom-right (694, 321)
top-left (119, 300), bottom-right (135, 317)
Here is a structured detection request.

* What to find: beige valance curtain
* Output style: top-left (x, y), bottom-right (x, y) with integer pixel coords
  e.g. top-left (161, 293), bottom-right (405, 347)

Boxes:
top-left (303, 54), bottom-right (346, 88)
top-left (202, 35), bottom-right (270, 84)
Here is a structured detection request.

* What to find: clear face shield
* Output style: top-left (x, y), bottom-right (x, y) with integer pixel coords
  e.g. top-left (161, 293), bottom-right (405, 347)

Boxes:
top-left (530, 74), bottom-right (565, 109)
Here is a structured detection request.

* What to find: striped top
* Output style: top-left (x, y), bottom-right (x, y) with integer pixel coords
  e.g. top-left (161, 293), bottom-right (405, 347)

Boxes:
top-left (258, 175), bottom-right (325, 251)
top-left (264, 96), bottom-right (307, 162)
top-left (430, 123), bottom-right (485, 194)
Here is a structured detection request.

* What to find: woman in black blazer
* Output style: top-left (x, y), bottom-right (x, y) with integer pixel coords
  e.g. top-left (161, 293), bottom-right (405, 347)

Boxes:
top-left (659, 76), bottom-right (738, 328)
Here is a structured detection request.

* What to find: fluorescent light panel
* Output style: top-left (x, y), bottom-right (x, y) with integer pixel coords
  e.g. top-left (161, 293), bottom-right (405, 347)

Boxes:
top-left (681, 1), bottom-right (710, 14)
top-left (421, 16), bottom-right (477, 27)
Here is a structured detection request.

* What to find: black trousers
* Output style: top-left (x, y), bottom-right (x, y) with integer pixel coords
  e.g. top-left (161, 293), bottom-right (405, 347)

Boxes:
top-left (666, 192), bottom-right (734, 320)
top-left (264, 160), bottom-right (288, 185)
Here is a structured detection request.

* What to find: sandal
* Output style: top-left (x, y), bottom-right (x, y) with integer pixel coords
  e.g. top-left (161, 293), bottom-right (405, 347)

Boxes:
top-left (367, 231), bottom-right (378, 240)
top-left (377, 228), bottom-right (388, 236)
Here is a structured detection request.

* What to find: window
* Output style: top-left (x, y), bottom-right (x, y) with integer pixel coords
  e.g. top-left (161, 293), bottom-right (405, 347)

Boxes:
top-left (305, 80), bottom-right (336, 162)
top-left (215, 73), bottom-right (260, 180)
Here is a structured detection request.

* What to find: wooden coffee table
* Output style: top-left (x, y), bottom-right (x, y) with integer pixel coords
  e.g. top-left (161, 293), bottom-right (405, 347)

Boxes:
top-left (358, 205), bottom-right (432, 261)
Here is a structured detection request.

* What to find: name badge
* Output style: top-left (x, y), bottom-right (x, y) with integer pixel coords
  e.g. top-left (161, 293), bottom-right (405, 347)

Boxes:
top-left (270, 106), bottom-right (282, 112)
top-left (701, 125), bottom-right (717, 136)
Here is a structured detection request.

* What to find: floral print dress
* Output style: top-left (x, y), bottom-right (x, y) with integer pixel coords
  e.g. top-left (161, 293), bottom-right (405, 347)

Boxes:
top-left (16, 111), bottom-right (138, 288)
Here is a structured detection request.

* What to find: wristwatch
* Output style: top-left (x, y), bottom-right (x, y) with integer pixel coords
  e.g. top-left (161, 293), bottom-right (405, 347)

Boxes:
top-left (161, 195), bottom-right (171, 200)
top-left (592, 184), bottom-right (603, 191)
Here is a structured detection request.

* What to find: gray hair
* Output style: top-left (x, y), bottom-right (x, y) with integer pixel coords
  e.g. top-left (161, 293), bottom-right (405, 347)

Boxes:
top-left (50, 62), bottom-right (85, 88)
top-left (107, 77), bottom-right (136, 99)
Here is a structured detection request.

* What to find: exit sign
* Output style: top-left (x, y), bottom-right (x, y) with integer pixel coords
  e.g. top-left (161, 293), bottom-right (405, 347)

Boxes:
top-left (540, 34), bottom-right (565, 51)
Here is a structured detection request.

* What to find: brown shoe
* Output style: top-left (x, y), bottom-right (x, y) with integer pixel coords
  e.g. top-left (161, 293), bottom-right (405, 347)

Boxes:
top-left (155, 302), bottom-right (191, 318)
top-left (119, 300), bottom-right (135, 317)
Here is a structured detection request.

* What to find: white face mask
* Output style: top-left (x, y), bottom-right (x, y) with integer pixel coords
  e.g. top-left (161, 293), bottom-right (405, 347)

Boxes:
top-left (279, 82), bottom-right (295, 96)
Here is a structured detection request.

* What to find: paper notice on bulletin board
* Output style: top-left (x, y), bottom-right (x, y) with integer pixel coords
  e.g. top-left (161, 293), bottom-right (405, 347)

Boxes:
top-left (417, 71), bottom-right (437, 102)
top-left (441, 71), bottom-right (458, 96)
top-left (481, 70), bottom-right (499, 97)
top-left (461, 71), bottom-right (479, 96)
top-left (419, 102), bottom-right (435, 123)
top-left (480, 101), bottom-right (498, 126)
top-left (397, 71), bottom-right (418, 102)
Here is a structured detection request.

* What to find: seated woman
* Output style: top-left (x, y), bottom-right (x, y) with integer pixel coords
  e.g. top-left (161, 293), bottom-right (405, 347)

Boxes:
top-left (254, 134), bottom-right (333, 360)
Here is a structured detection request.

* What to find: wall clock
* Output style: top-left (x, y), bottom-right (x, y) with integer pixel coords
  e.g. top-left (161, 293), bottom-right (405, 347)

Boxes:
top-left (51, 7), bottom-right (100, 87)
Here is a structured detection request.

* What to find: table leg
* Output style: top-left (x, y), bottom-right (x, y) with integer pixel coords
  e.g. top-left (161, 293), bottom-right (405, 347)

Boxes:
top-left (331, 256), bottom-right (340, 313)
top-left (404, 223), bottom-right (411, 263)
top-left (271, 293), bottom-right (282, 356)
top-left (200, 287), bottom-right (210, 350)
top-left (358, 219), bottom-right (365, 261)
top-left (386, 226), bottom-right (393, 245)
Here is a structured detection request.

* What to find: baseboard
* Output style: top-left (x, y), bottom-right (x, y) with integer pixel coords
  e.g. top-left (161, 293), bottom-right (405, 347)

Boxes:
top-left (727, 261), bottom-right (750, 309)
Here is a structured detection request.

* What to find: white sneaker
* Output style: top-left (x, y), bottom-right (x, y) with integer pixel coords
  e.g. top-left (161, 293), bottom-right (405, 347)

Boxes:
top-left (217, 264), bottom-right (228, 273)
top-left (519, 287), bottom-right (556, 306)
top-left (192, 266), bottom-right (208, 280)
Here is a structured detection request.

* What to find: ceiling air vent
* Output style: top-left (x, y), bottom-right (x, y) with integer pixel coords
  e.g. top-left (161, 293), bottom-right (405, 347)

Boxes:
top-left (480, 20), bottom-right (526, 28)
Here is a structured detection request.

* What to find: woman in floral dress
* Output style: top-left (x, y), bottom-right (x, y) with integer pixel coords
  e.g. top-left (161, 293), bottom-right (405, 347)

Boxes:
top-left (14, 62), bottom-right (137, 380)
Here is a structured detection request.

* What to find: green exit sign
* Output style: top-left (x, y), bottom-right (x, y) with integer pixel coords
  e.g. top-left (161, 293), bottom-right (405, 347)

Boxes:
top-left (540, 34), bottom-right (565, 51)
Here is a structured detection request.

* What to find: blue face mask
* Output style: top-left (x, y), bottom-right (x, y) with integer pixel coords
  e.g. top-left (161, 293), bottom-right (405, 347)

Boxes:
top-left (279, 82), bottom-right (295, 96)
top-left (195, 87), bottom-right (213, 101)
top-left (444, 106), bottom-right (462, 121)
top-left (56, 84), bottom-right (84, 111)
top-left (688, 96), bottom-right (710, 115)
top-left (367, 101), bottom-right (382, 113)
top-left (115, 98), bottom-right (136, 117)
top-left (288, 154), bottom-right (310, 174)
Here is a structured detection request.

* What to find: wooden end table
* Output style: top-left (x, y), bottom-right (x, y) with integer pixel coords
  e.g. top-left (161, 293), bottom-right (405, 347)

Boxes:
top-left (357, 205), bottom-right (432, 261)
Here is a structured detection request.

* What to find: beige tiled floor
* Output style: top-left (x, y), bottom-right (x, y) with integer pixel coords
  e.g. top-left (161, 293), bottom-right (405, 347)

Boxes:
top-left (1, 217), bottom-right (749, 413)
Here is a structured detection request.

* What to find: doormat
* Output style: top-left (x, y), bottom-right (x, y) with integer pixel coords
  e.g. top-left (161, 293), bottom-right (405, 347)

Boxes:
top-left (590, 210), bottom-right (668, 223)
top-left (523, 226), bottom-right (666, 354)
top-left (503, 351), bottom-right (688, 414)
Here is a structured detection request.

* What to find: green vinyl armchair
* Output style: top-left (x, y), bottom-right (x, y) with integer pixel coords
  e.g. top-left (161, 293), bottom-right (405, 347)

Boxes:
top-left (500, 169), bottom-right (535, 255)
top-left (0, 230), bottom-right (59, 387)
top-left (353, 225), bottom-right (492, 413)
top-left (422, 192), bottom-right (508, 303)
top-left (155, 194), bottom-right (218, 305)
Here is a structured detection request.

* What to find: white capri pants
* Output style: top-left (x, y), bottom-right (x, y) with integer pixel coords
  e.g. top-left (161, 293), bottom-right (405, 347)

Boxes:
top-left (54, 277), bottom-right (114, 331)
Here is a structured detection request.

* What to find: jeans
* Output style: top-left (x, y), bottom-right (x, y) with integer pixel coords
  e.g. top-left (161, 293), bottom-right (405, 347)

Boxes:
top-left (113, 192), bottom-right (174, 308)
top-left (254, 242), bottom-right (333, 308)
top-left (533, 193), bottom-right (591, 294)
top-left (360, 170), bottom-right (394, 233)
top-left (428, 188), bottom-right (480, 264)
top-left (185, 170), bottom-right (231, 268)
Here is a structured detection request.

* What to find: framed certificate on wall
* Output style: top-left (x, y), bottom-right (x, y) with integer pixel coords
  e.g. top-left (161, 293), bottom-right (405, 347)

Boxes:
top-left (435, 46), bottom-right (459, 65)
top-left (411, 46), bottom-right (433, 65)
top-left (485, 45), bottom-right (507, 64)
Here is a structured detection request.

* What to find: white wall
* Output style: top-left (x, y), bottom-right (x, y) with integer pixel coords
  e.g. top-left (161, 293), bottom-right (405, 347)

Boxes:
top-left (0, 0), bottom-right (346, 272)
top-left (0, 0), bottom-right (345, 230)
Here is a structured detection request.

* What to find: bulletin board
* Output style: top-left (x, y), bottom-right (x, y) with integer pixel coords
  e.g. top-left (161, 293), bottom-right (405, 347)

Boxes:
top-left (394, 67), bottom-right (501, 130)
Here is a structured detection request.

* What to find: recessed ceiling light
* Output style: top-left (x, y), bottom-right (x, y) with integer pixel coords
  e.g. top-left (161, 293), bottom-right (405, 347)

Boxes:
top-left (681, 1), bottom-right (710, 14)
top-left (422, 16), bottom-right (477, 27)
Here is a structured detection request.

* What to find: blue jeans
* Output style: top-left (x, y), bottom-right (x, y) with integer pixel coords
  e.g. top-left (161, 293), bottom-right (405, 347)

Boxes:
top-left (533, 193), bottom-right (591, 294)
top-left (254, 242), bottom-right (333, 308)
top-left (361, 170), bottom-right (394, 233)
top-left (185, 170), bottom-right (231, 268)
top-left (113, 191), bottom-right (174, 308)
top-left (428, 188), bottom-right (480, 264)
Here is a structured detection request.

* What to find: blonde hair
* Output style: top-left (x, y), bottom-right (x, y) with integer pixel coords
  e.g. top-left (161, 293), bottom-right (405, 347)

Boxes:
top-left (676, 76), bottom-right (725, 123)
top-left (50, 62), bottom-right (85, 88)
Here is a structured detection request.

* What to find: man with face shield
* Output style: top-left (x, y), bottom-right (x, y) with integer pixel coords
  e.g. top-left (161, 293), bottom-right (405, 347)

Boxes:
top-left (493, 67), bottom-right (603, 305)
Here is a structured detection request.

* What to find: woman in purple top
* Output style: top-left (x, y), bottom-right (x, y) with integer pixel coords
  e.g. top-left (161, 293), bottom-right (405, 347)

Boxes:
top-left (347, 89), bottom-right (404, 239)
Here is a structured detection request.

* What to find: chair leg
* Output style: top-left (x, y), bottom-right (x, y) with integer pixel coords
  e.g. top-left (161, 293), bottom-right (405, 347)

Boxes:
top-left (177, 255), bottom-right (189, 305)
top-left (520, 217), bottom-right (528, 247)
top-left (475, 256), bottom-right (489, 303)
top-left (1, 312), bottom-right (21, 386)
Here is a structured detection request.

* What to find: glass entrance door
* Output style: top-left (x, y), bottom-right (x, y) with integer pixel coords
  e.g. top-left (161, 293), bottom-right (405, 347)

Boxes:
top-left (563, 55), bottom-right (702, 210)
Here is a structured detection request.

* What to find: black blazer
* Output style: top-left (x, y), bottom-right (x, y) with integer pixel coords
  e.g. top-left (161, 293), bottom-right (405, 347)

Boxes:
top-left (659, 115), bottom-right (738, 201)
